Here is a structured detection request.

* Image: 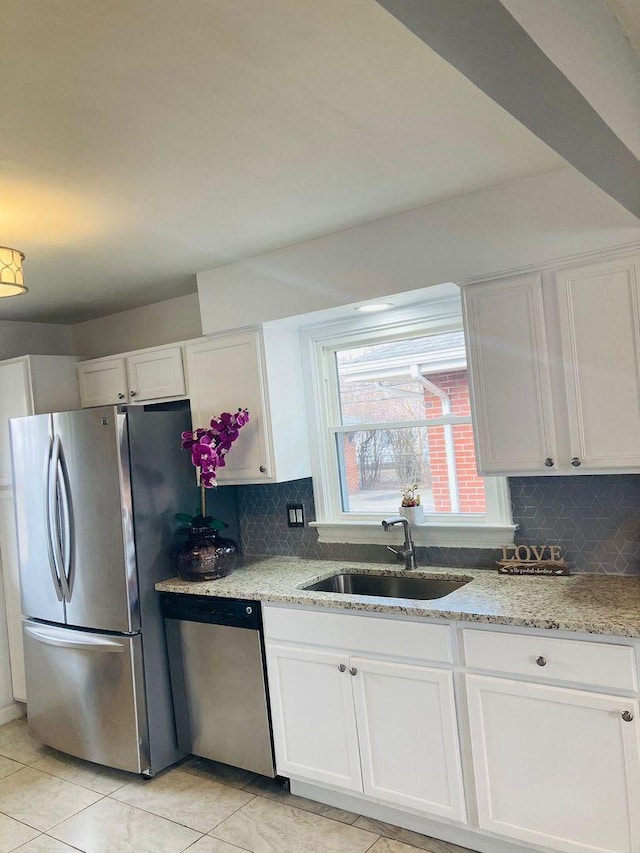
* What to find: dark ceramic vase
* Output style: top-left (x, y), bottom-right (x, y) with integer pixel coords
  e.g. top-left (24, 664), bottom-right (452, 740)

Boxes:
top-left (174, 526), bottom-right (238, 581)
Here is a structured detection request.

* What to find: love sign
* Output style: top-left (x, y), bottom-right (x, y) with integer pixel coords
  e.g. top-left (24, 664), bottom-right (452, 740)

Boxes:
top-left (498, 544), bottom-right (569, 575)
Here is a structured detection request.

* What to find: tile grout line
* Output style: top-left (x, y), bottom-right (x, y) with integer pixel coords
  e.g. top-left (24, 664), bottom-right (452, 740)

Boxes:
top-left (363, 836), bottom-right (382, 853)
top-left (240, 792), bottom-right (371, 833)
top-left (39, 789), bottom-right (109, 835)
top-left (102, 787), bottom-right (257, 836)
top-left (201, 792), bottom-right (258, 836)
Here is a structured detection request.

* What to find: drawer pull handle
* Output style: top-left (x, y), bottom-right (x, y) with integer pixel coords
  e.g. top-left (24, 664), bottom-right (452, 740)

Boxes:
top-left (536, 656), bottom-right (547, 667)
top-left (259, 466), bottom-right (267, 473)
top-left (544, 457), bottom-right (554, 467)
top-left (338, 664), bottom-right (346, 673)
top-left (622, 711), bottom-right (634, 723)
top-left (117, 393), bottom-right (125, 400)
top-left (571, 457), bottom-right (582, 467)
top-left (349, 667), bottom-right (358, 677)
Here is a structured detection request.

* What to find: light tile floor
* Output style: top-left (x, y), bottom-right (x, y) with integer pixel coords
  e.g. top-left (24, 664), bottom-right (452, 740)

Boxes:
top-left (0, 718), bottom-right (477, 853)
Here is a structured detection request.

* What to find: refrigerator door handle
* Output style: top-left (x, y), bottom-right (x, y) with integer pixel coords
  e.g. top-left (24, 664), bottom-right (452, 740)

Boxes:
top-left (56, 441), bottom-right (74, 601)
top-left (43, 435), bottom-right (64, 602)
top-left (48, 434), bottom-right (70, 602)
top-left (24, 625), bottom-right (125, 653)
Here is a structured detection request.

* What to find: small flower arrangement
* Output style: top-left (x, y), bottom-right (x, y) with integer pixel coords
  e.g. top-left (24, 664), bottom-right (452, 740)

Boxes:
top-left (401, 483), bottom-right (421, 507)
top-left (176, 408), bottom-right (250, 530)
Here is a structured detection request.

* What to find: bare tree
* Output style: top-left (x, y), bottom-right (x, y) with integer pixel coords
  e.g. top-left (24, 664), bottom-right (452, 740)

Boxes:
top-left (355, 430), bottom-right (384, 489)
top-left (386, 428), bottom-right (426, 485)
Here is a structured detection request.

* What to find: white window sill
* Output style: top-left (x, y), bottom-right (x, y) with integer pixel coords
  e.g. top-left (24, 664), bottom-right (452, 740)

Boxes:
top-left (309, 520), bottom-right (517, 548)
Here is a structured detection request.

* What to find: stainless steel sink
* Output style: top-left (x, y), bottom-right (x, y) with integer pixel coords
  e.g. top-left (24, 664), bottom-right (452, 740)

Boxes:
top-left (301, 572), bottom-right (471, 600)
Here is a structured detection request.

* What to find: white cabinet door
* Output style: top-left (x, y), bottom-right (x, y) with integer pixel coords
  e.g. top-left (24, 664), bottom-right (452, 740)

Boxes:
top-left (463, 275), bottom-right (556, 474)
top-left (126, 346), bottom-right (185, 402)
top-left (557, 256), bottom-right (640, 471)
top-left (0, 490), bottom-right (24, 702)
top-left (0, 360), bottom-right (32, 486)
top-left (78, 359), bottom-right (127, 407)
top-left (351, 657), bottom-right (466, 822)
top-left (185, 333), bottom-right (272, 483)
top-left (265, 644), bottom-right (362, 791)
top-left (467, 674), bottom-right (640, 853)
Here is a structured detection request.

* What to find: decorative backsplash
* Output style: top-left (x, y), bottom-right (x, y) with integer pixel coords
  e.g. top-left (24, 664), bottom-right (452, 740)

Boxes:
top-left (233, 475), bottom-right (640, 575)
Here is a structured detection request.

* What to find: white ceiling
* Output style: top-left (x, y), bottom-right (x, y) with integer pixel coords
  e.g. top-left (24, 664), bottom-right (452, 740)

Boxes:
top-left (607, 0), bottom-right (640, 55)
top-left (0, 0), bottom-right (565, 323)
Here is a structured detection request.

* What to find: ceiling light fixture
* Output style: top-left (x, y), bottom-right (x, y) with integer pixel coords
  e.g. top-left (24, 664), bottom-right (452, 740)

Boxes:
top-left (0, 246), bottom-right (27, 297)
top-left (355, 302), bottom-right (394, 313)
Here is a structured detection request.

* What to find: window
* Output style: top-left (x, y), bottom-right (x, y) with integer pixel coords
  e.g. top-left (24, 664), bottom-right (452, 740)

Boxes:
top-left (302, 296), bottom-right (515, 547)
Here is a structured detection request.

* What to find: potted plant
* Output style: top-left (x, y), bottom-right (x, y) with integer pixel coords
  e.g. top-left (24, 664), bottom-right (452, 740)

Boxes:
top-left (174, 408), bottom-right (250, 581)
top-left (399, 482), bottom-right (424, 525)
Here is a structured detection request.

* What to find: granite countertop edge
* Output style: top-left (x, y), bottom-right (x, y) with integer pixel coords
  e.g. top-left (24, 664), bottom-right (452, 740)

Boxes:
top-left (155, 556), bottom-right (640, 639)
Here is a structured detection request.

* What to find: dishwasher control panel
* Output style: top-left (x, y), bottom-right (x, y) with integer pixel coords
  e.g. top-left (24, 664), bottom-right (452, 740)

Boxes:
top-left (160, 593), bottom-right (261, 630)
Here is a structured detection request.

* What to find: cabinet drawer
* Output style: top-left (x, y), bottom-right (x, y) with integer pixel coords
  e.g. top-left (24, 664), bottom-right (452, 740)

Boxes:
top-left (463, 628), bottom-right (637, 692)
top-left (263, 605), bottom-right (452, 664)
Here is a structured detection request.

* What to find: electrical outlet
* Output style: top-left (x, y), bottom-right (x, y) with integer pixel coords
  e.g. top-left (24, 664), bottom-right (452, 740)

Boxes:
top-left (286, 503), bottom-right (305, 527)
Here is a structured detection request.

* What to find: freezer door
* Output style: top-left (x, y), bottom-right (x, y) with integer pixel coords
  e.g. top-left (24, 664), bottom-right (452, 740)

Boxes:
top-left (10, 414), bottom-right (65, 624)
top-left (53, 408), bottom-right (139, 633)
top-left (23, 620), bottom-right (149, 774)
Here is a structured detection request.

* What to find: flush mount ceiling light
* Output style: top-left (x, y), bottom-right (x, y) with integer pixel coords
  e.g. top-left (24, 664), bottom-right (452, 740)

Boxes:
top-left (0, 246), bottom-right (27, 297)
top-left (355, 302), bottom-right (394, 313)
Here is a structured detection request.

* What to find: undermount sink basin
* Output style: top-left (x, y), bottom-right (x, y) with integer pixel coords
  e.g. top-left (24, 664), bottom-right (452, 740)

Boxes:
top-left (301, 572), bottom-right (471, 601)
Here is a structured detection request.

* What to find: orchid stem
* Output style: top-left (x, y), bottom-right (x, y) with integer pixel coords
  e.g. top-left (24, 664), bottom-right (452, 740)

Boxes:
top-left (200, 476), bottom-right (206, 518)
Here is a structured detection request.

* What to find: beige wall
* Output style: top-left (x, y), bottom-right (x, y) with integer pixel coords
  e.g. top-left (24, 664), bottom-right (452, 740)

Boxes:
top-left (72, 293), bottom-right (202, 358)
top-left (0, 320), bottom-right (75, 360)
top-left (197, 168), bottom-right (640, 334)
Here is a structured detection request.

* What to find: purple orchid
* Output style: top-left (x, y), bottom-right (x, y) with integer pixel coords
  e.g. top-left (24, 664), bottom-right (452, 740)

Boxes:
top-left (182, 408), bottom-right (250, 489)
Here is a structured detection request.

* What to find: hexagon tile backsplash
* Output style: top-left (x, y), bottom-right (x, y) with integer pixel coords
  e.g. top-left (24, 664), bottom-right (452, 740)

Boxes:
top-left (235, 475), bottom-right (640, 575)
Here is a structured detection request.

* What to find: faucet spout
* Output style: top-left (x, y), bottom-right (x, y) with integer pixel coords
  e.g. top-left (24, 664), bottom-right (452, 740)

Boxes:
top-left (381, 516), bottom-right (417, 571)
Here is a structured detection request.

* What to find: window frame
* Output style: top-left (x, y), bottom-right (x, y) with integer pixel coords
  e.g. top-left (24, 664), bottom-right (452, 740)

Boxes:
top-left (300, 294), bottom-right (516, 548)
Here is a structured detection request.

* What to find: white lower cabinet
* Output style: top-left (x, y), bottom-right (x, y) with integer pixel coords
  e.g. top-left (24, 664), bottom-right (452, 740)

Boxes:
top-left (266, 607), bottom-right (640, 853)
top-left (265, 632), bottom-right (467, 823)
top-left (352, 656), bottom-right (466, 821)
top-left (266, 645), bottom-right (362, 791)
top-left (466, 674), bottom-right (640, 853)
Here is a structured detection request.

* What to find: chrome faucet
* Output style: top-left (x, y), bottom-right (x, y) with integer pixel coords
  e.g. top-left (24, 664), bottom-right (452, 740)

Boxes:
top-left (381, 516), bottom-right (417, 571)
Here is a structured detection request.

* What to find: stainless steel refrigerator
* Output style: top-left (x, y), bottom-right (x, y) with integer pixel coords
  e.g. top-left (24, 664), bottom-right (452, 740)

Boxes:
top-left (10, 405), bottom-right (197, 776)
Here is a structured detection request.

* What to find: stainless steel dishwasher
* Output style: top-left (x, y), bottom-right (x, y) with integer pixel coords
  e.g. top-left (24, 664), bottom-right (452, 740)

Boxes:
top-left (161, 593), bottom-right (275, 777)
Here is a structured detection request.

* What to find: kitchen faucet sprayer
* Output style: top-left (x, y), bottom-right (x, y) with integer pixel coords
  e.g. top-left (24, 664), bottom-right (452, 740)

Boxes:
top-left (382, 516), bottom-right (417, 571)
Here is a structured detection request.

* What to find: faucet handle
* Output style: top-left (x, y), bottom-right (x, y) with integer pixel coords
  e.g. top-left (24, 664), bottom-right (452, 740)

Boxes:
top-left (387, 545), bottom-right (404, 560)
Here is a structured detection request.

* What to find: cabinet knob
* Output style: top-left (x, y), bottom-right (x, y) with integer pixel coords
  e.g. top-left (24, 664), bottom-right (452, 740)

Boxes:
top-left (536, 656), bottom-right (547, 667)
top-left (130, 390), bottom-right (137, 398)
top-left (571, 457), bottom-right (582, 467)
top-left (259, 465), bottom-right (266, 473)
top-left (338, 664), bottom-right (346, 673)
top-left (544, 457), bottom-right (554, 468)
top-left (117, 393), bottom-right (125, 400)
top-left (349, 667), bottom-right (358, 677)
top-left (622, 710), bottom-right (634, 722)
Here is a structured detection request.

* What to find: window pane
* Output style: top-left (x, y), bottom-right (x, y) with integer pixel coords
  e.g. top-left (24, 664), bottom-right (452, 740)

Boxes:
top-left (336, 424), bottom-right (486, 515)
top-left (335, 332), bottom-right (469, 425)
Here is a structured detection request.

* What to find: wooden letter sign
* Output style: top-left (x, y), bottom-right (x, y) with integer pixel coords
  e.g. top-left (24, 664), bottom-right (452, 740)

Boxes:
top-left (498, 545), bottom-right (569, 576)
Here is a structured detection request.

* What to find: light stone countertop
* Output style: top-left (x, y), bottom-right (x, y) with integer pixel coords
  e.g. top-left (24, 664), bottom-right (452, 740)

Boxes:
top-left (156, 556), bottom-right (640, 638)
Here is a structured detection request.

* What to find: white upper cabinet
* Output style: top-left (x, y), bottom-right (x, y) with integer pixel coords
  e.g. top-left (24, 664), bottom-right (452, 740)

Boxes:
top-left (463, 274), bottom-right (556, 474)
top-left (185, 327), bottom-right (310, 484)
top-left (0, 356), bottom-right (80, 485)
top-left (556, 256), bottom-right (640, 471)
top-left (463, 252), bottom-right (640, 475)
top-left (78, 344), bottom-right (185, 407)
